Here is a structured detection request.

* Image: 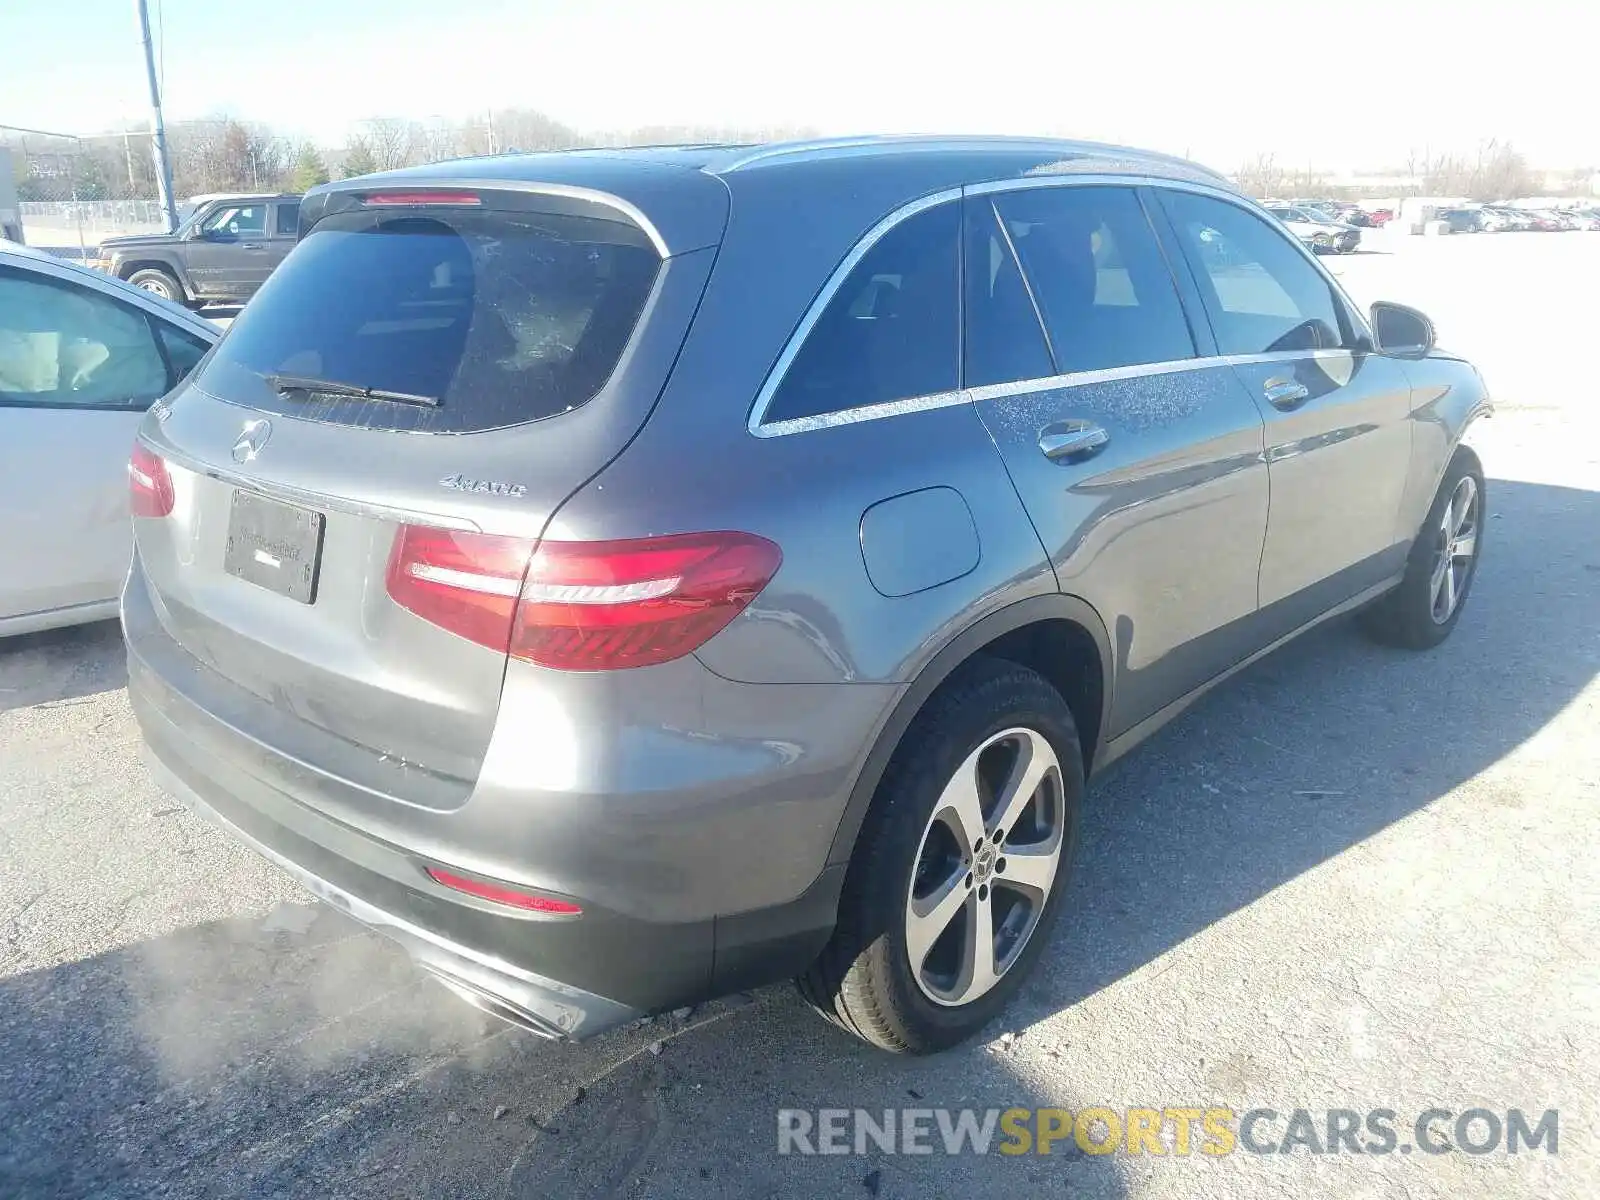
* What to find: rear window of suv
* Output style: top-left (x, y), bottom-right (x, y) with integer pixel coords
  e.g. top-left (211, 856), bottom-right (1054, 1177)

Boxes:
top-left (195, 207), bottom-right (660, 432)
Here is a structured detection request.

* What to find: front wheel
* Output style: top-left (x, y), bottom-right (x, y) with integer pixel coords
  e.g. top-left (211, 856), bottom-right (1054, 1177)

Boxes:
top-left (125, 268), bottom-right (184, 303)
top-left (797, 658), bottom-right (1083, 1053)
top-left (1362, 447), bottom-right (1485, 649)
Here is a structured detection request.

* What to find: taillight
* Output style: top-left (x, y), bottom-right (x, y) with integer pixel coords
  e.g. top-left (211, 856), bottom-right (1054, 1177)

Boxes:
top-left (128, 445), bottom-right (174, 518)
top-left (512, 532), bottom-right (782, 670)
top-left (386, 527), bottom-right (536, 653)
top-left (386, 526), bottom-right (781, 670)
top-left (425, 866), bottom-right (582, 916)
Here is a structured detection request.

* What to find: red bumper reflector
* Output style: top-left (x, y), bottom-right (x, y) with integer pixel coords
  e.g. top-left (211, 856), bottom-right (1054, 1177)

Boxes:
top-left (425, 866), bottom-right (582, 915)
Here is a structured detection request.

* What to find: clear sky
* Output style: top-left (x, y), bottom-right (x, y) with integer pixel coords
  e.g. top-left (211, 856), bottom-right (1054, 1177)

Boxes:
top-left (4, 0), bottom-right (1596, 171)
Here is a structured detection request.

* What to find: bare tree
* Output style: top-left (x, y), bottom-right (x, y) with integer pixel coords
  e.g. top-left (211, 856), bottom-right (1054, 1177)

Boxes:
top-left (1233, 152), bottom-right (1286, 198)
top-left (362, 118), bottom-right (417, 172)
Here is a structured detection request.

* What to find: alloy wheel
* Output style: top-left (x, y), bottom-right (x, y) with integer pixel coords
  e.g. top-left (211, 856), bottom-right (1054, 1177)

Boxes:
top-left (904, 727), bottom-right (1064, 1006)
top-left (1429, 475), bottom-right (1479, 623)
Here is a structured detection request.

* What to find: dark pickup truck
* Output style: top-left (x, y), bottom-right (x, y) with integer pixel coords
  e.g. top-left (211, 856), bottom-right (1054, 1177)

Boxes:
top-left (93, 193), bottom-right (301, 307)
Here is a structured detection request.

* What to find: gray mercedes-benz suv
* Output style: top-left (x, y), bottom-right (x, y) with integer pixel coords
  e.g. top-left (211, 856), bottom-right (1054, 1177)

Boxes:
top-left (124, 137), bottom-right (1490, 1053)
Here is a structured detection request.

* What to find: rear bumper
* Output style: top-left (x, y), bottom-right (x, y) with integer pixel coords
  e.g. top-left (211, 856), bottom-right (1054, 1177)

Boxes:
top-left (123, 560), bottom-right (872, 1036)
top-left (143, 745), bottom-right (632, 1039)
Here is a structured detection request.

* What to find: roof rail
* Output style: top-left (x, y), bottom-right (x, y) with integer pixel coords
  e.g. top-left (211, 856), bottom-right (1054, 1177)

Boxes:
top-left (706, 134), bottom-right (1228, 183)
top-left (707, 136), bottom-right (918, 173)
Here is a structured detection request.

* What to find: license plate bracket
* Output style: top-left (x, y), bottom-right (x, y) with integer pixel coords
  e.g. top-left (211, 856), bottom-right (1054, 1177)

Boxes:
top-left (223, 490), bottom-right (325, 604)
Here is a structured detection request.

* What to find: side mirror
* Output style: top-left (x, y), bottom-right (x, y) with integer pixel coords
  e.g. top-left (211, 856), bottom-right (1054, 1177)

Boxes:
top-left (1370, 301), bottom-right (1435, 360)
top-left (182, 224), bottom-right (204, 241)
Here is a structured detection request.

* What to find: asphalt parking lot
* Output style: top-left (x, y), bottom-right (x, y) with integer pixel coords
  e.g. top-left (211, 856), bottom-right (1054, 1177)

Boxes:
top-left (3, 231), bottom-right (1597, 1199)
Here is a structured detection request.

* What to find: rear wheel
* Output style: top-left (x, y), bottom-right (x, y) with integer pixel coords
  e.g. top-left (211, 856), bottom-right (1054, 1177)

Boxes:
top-left (798, 658), bottom-right (1083, 1053)
top-left (1362, 447), bottom-right (1485, 649)
top-left (125, 268), bottom-right (185, 303)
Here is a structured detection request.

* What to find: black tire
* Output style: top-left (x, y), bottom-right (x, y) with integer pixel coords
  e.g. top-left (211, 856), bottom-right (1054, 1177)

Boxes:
top-left (1361, 447), bottom-right (1485, 650)
top-left (125, 268), bottom-right (185, 303)
top-left (797, 657), bottom-right (1084, 1053)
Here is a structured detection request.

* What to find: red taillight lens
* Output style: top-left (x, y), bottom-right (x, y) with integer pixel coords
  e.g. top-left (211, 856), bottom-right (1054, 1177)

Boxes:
top-left (361, 190), bottom-right (482, 207)
top-left (388, 527), bottom-right (780, 670)
top-left (128, 445), bottom-right (174, 518)
top-left (511, 532), bottom-right (782, 670)
top-left (425, 866), bottom-right (582, 916)
top-left (386, 527), bottom-right (536, 653)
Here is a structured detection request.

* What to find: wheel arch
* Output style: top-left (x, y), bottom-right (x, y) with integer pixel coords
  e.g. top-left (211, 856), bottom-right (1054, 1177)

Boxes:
top-left (824, 593), bottom-right (1114, 868)
top-left (119, 258), bottom-right (193, 300)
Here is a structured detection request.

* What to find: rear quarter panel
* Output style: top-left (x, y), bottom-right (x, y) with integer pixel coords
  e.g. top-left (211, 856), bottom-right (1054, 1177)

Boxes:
top-left (553, 401), bottom-right (1056, 685)
top-left (536, 397), bottom-right (1058, 917)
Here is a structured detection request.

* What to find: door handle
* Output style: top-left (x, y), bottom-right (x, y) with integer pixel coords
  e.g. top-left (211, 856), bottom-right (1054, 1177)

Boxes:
top-left (1038, 421), bottom-right (1110, 462)
top-left (1262, 378), bottom-right (1311, 409)
top-left (241, 242), bottom-right (267, 250)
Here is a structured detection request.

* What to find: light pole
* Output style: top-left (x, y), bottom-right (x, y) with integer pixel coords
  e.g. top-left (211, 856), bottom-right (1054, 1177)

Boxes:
top-left (134, 0), bottom-right (179, 232)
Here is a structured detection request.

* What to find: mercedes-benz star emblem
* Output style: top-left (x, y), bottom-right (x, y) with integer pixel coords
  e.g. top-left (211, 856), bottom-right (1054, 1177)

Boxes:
top-left (231, 419), bottom-right (272, 464)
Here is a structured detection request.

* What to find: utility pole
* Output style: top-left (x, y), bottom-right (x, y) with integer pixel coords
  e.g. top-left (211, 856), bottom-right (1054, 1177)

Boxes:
top-left (122, 126), bottom-right (137, 191)
top-left (134, 0), bottom-right (179, 232)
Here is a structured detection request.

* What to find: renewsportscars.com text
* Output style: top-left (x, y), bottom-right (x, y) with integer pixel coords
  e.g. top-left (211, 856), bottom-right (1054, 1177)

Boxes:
top-left (777, 1106), bottom-right (1559, 1157)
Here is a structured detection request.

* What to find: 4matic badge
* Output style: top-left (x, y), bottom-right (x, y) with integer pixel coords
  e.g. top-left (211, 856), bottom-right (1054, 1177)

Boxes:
top-left (439, 473), bottom-right (527, 498)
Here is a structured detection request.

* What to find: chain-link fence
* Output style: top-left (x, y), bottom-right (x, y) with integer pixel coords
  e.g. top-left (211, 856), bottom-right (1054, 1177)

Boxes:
top-left (18, 200), bottom-right (171, 252)
top-left (1, 126), bottom-right (178, 259)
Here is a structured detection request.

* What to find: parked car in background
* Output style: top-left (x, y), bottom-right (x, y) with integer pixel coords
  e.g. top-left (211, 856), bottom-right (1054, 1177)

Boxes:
top-left (90, 193), bottom-right (302, 307)
top-left (1265, 204), bottom-right (1361, 253)
top-left (1435, 208), bottom-right (1483, 234)
top-left (1366, 208), bottom-right (1395, 226)
top-left (123, 137), bottom-right (1489, 1053)
top-left (1476, 207), bottom-right (1515, 232)
top-left (1304, 201), bottom-right (1368, 228)
top-left (1493, 208), bottom-right (1533, 231)
top-left (1572, 209), bottom-right (1600, 231)
top-left (0, 240), bottom-right (218, 636)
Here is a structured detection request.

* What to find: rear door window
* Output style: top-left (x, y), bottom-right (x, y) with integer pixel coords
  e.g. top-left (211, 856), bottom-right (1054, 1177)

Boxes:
top-left (763, 201), bottom-right (959, 425)
top-left (991, 186), bottom-right (1196, 374)
top-left (963, 197), bottom-right (1055, 388)
top-left (195, 207), bottom-right (661, 432)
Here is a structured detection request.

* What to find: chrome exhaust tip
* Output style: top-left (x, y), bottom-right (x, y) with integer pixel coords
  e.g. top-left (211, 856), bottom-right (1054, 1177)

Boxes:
top-left (423, 968), bottom-right (568, 1039)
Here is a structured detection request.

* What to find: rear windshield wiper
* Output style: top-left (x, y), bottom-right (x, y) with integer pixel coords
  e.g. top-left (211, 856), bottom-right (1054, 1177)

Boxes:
top-left (261, 372), bottom-right (440, 408)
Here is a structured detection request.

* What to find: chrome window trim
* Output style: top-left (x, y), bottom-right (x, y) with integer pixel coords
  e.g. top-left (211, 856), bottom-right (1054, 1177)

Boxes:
top-left (746, 186), bottom-right (964, 438)
top-left (754, 388), bottom-right (970, 437)
top-left (749, 348), bottom-right (1362, 437)
top-left (967, 349), bottom-right (1355, 404)
top-left (747, 173), bottom-right (1373, 439)
top-left (967, 356), bottom-right (1218, 402)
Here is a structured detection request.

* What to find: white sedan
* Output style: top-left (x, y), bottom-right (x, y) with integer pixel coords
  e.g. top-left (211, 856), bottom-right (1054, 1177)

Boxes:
top-left (0, 241), bottom-right (219, 636)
